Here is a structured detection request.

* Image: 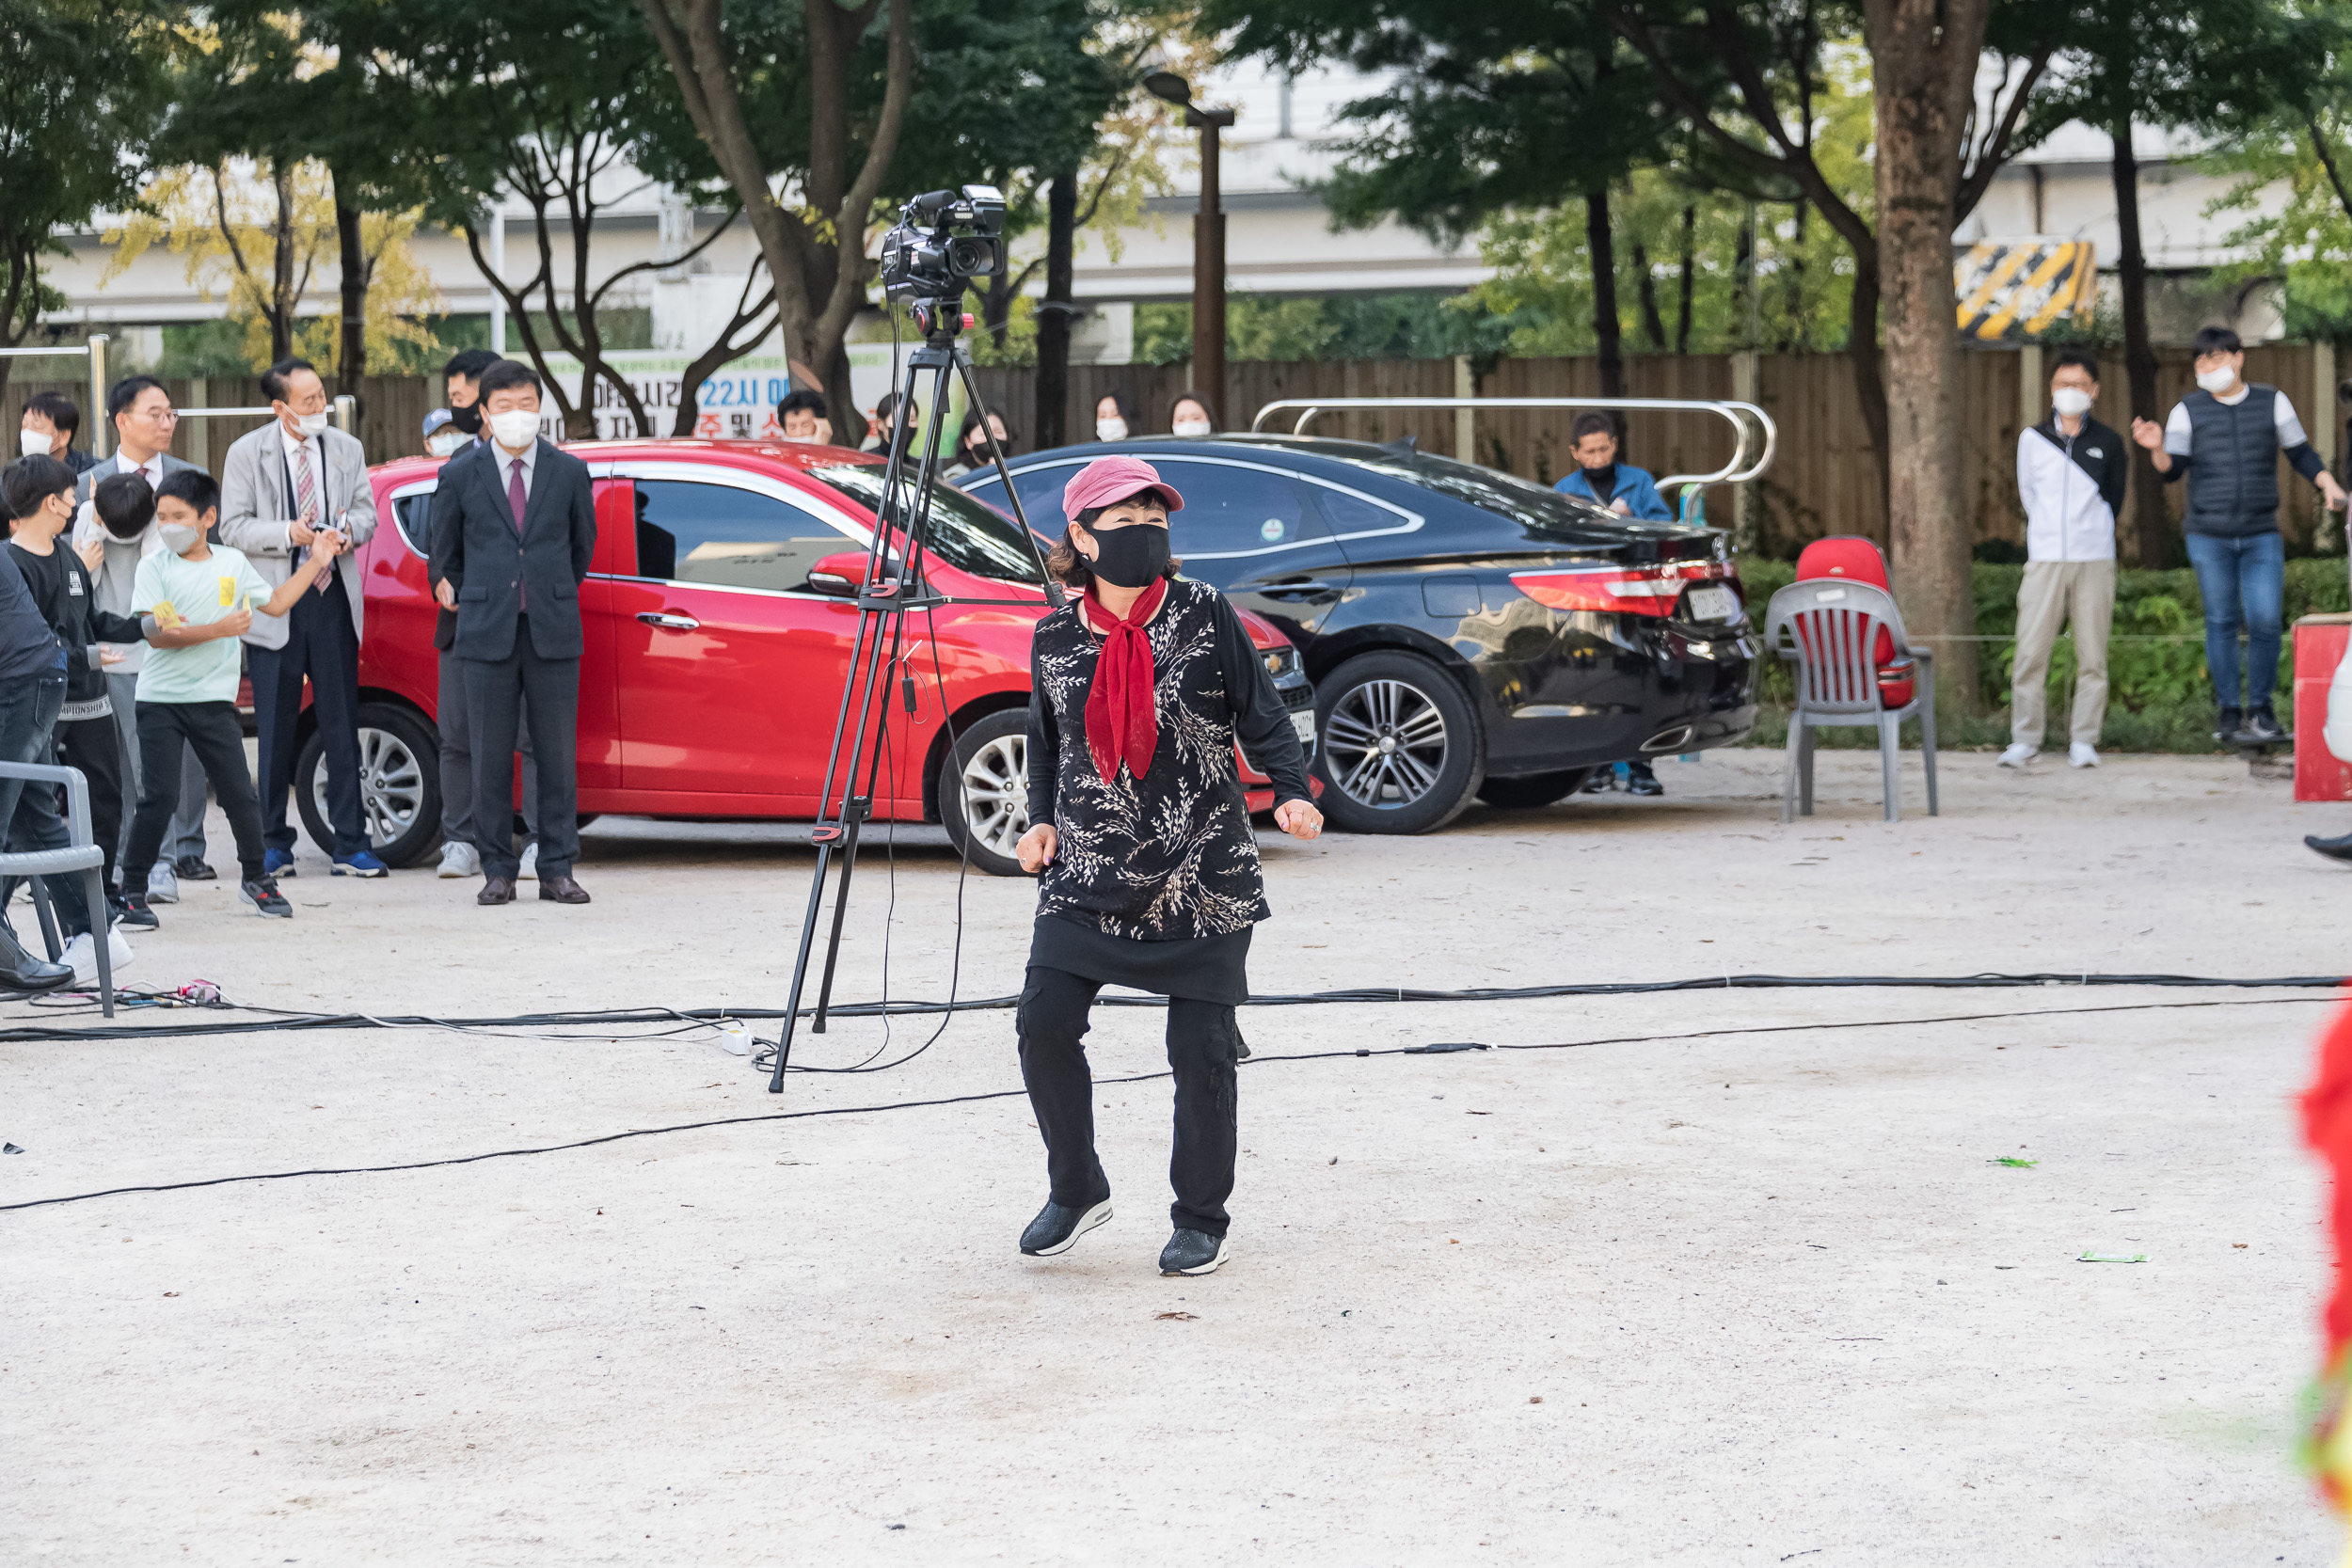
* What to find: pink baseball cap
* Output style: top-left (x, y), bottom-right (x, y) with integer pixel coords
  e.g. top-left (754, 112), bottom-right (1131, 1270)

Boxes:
top-left (1061, 454), bottom-right (1185, 521)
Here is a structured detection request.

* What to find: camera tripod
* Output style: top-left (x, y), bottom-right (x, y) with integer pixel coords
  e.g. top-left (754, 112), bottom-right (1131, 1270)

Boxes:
top-left (769, 300), bottom-right (1061, 1093)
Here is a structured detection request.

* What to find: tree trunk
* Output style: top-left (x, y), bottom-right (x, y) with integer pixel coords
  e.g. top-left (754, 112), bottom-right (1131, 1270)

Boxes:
top-left (1865, 0), bottom-right (1991, 712)
top-left (1585, 183), bottom-right (1623, 398)
top-left (2111, 117), bottom-right (2167, 568)
top-left (1733, 208), bottom-right (1756, 347)
top-left (1632, 240), bottom-right (1668, 351)
top-left (332, 167), bottom-right (367, 395)
top-left (1036, 166), bottom-right (1077, 451)
top-left (1845, 261), bottom-right (1892, 525)
top-left (1675, 204), bottom-right (1695, 355)
top-left (270, 165), bottom-right (296, 364)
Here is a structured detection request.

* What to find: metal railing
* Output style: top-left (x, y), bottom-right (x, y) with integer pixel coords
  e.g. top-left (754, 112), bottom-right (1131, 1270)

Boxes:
top-left (0, 337), bottom-right (357, 463)
top-left (1248, 395), bottom-right (1779, 496)
top-left (0, 334), bottom-right (109, 457)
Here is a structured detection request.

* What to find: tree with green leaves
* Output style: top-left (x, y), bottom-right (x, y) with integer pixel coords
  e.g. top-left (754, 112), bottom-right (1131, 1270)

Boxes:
top-left (2046, 0), bottom-right (2334, 564)
top-left (0, 0), bottom-right (161, 401)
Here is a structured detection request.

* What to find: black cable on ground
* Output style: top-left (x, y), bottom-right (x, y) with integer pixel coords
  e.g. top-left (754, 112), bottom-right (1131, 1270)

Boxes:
top-left (0, 971), bottom-right (2339, 1047)
top-left (0, 993), bottom-right (2332, 1215)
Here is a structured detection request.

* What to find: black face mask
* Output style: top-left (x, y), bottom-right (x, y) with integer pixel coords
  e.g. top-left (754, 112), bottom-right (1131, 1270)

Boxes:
top-left (1581, 462), bottom-right (1618, 502)
top-left (1085, 522), bottom-right (1170, 588)
top-left (449, 402), bottom-right (483, 436)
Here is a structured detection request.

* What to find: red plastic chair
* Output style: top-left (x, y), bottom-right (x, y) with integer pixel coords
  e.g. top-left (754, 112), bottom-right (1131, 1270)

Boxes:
top-left (1795, 537), bottom-right (1914, 707)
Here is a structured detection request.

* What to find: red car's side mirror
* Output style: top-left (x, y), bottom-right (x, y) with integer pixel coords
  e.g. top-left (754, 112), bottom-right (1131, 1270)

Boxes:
top-left (807, 548), bottom-right (905, 597)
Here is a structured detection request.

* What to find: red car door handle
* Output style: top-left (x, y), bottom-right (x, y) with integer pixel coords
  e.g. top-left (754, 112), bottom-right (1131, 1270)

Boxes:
top-left (636, 610), bottom-right (701, 632)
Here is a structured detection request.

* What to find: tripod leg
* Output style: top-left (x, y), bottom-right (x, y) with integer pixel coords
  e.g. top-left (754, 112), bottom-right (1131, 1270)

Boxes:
top-left (770, 842), bottom-right (834, 1092)
top-left (812, 812), bottom-right (865, 1032)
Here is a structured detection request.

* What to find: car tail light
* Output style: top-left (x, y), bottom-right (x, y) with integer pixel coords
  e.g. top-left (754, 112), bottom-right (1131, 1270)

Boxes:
top-left (1509, 560), bottom-right (1727, 618)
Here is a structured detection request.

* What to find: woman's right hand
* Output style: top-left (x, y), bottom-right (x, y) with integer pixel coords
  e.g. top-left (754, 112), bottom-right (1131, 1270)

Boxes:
top-left (1016, 822), bottom-right (1057, 875)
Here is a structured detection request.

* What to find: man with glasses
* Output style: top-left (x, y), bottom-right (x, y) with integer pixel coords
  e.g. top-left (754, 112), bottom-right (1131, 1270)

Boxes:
top-left (220, 357), bottom-right (384, 878)
top-left (2133, 326), bottom-right (2348, 747)
top-left (71, 377), bottom-right (211, 907)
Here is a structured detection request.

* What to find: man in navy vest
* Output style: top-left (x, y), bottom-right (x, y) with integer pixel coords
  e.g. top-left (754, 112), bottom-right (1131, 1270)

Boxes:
top-left (2133, 326), bottom-right (2346, 747)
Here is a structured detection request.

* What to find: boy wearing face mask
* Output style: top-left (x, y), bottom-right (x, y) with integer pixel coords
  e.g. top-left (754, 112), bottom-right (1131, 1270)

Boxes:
top-left (2002, 348), bottom-right (2126, 769)
top-left (2, 455), bottom-right (151, 950)
top-left (118, 468), bottom-right (336, 925)
top-left (2133, 326), bottom-right (2349, 746)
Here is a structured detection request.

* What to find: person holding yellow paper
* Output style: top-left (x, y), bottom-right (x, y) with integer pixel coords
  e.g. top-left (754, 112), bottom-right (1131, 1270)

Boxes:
top-left (117, 469), bottom-right (336, 925)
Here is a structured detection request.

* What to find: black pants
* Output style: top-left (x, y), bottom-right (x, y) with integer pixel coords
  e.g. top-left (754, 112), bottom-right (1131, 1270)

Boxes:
top-left (252, 578), bottom-right (367, 856)
top-left (124, 701), bottom-right (265, 892)
top-left (57, 715), bottom-right (123, 895)
top-left (1017, 964), bottom-right (1242, 1238)
top-left (462, 616), bottom-right (580, 880)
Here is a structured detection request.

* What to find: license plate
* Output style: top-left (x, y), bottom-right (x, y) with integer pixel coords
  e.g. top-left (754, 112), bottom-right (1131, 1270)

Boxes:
top-left (1685, 584), bottom-right (1740, 622)
top-left (1290, 708), bottom-right (1317, 750)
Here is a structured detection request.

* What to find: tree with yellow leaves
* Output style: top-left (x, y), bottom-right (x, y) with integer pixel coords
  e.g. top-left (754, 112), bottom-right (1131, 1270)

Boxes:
top-left (100, 158), bottom-right (442, 376)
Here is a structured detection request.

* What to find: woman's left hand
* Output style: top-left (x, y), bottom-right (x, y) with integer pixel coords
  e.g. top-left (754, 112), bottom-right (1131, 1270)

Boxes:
top-left (1273, 798), bottom-right (1323, 841)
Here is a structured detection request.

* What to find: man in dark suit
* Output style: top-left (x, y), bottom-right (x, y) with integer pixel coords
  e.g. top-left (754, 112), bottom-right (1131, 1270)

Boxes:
top-left (424, 361), bottom-right (596, 906)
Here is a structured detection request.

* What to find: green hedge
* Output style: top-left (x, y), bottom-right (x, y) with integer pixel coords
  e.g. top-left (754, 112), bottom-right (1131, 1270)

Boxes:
top-left (1736, 558), bottom-right (2352, 751)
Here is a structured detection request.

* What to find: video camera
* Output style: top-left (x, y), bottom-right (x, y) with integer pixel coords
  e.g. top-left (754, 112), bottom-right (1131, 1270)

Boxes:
top-left (879, 185), bottom-right (1007, 309)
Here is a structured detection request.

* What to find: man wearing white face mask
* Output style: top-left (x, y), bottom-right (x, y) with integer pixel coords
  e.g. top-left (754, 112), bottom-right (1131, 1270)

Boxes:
top-left (2003, 348), bottom-right (2127, 769)
top-left (2134, 325), bottom-right (2349, 746)
top-left (219, 357), bottom-right (383, 878)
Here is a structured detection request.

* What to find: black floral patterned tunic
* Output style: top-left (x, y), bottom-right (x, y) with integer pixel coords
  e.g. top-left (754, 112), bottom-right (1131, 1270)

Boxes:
top-left (1025, 575), bottom-right (1314, 1002)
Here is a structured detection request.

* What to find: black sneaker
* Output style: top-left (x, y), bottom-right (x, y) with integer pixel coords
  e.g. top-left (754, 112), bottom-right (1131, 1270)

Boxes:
top-left (240, 879), bottom-right (294, 918)
top-left (2307, 832), bottom-right (2352, 863)
top-left (2214, 706), bottom-right (2244, 744)
top-left (175, 856), bottom-right (218, 881)
top-left (1581, 768), bottom-right (1617, 793)
top-left (1626, 762), bottom-right (1664, 797)
top-left (1159, 1227), bottom-right (1230, 1275)
top-left (1020, 1197), bottom-right (1112, 1257)
top-left (115, 894), bottom-right (158, 932)
top-left (2235, 708), bottom-right (2286, 747)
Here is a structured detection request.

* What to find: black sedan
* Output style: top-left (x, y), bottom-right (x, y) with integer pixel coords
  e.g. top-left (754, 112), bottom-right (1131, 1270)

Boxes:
top-left (958, 436), bottom-right (1758, 833)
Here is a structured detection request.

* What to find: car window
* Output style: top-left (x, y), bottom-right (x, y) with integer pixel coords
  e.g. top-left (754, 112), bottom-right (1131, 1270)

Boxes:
top-left (630, 478), bottom-right (853, 592)
top-left (1149, 460), bottom-right (1332, 558)
top-left (391, 493), bottom-right (434, 557)
top-left (1311, 483), bottom-right (1414, 539)
top-left (961, 463), bottom-right (1072, 535)
top-left (809, 463), bottom-right (1046, 584)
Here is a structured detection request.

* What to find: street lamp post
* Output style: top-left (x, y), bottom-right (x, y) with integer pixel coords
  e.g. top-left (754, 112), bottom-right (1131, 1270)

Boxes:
top-left (1145, 71), bottom-right (1235, 420)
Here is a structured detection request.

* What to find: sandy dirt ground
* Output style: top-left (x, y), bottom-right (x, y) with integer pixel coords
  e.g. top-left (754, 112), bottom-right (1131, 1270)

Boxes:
top-left (2, 746), bottom-right (2345, 1565)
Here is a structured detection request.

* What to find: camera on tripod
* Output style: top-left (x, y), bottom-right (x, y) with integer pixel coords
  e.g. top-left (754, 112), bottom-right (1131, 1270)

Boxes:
top-left (880, 185), bottom-right (1008, 310)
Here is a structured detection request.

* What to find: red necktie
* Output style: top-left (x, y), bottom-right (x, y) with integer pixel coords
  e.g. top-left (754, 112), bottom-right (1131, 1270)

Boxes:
top-left (507, 458), bottom-right (527, 534)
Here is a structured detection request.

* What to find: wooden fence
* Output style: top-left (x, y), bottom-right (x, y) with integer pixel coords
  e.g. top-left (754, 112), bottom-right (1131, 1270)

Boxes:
top-left (11, 345), bottom-right (2340, 559)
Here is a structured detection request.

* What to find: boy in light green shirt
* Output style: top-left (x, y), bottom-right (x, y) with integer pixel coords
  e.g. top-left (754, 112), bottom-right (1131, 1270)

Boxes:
top-left (118, 468), bottom-right (335, 922)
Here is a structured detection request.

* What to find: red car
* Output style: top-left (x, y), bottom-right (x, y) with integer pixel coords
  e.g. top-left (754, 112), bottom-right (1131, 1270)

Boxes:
top-left (285, 439), bottom-right (1318, 876)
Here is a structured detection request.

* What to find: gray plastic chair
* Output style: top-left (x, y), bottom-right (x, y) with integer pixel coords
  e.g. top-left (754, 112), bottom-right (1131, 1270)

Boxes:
top-left (1762, 578), bottom-right (1938, 824)
top-left (0, 759), bottom-right (113, 1015)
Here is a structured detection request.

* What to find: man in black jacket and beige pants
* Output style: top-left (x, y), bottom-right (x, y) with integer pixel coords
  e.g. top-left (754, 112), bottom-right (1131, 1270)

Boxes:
top-left (425, 361), bottom-right (597, 906)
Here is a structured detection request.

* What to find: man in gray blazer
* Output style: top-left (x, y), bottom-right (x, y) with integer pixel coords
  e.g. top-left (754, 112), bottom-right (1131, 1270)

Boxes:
top-left (218, 357), bottom-right (383, 877)
top-left (425, 360), bottom-right (596, 906)
top-left (72, 376), bottom-right (209, 908)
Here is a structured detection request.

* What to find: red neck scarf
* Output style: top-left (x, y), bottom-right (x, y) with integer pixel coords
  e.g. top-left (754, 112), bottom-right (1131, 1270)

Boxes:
top-left (1078, 577), bottom-right (1168, 784)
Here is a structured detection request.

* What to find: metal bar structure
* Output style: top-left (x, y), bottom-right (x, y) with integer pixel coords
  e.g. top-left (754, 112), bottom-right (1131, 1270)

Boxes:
top-left (0, 334), bottom-right (110, 458)
top-left (1248, 395), bottom-right (1779, 494)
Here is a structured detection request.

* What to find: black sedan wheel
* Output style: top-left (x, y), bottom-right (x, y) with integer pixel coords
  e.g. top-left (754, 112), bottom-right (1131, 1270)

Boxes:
top-left (1313, 651), bottom-right (1483, 834)
top-left (294, 703), bottom-right (443, 868)
top-left (1476, 768), bottom-right (1595, 809)
top-left (937, 707), bottom-right (1030, 878)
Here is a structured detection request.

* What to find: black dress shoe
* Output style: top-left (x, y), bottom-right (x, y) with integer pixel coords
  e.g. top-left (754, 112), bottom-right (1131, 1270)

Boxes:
top-left (478, 876), bottom-right (516, 906)
top-left (0, 926), bottom-right (73, 992)
top-left (1159, 1227), bottom-right (1230, 1275)
top-left (1020, 1197), bottom-right (1112, 1257)
top-left (539, 873), bottom-right (591, 904)
top-left (2307, 832), bottom-right (2352, 863)
top-left (174, 856), bottom-right (218, 881)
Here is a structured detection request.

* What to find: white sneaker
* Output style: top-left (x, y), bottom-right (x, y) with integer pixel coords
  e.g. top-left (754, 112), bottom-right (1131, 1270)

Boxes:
top-left (517, 842), bottom-right (539, 881)
top-left (1996, 743), bottom-right (2035, 768)
top-left (59, 927), bottom-right (134, 985)
top-left (436, 840), bottom-right (481, 879)
top-left (2069, 742), bottom-right (2099, 768)
top-left (147, 863), bottom-right (181, 904)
